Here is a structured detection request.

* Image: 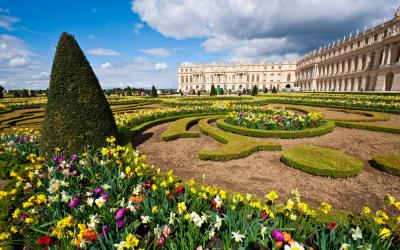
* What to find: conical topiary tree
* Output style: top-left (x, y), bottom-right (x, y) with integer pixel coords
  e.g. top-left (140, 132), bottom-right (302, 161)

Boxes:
top-left (40, 32), bottom-right (118, 154)
top-left (210, 84), bottom-right (217, 96)
top-left (251, 85), bottom-right (258, 96)
top-left (151, 85), bottom-right (158, 98)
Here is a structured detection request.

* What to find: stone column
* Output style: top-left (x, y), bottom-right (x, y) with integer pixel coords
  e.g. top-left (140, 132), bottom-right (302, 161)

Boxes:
top-left (381, 46), bottom-right (387, 66)
top-left (341, 79), bottom-right (346, 91)
top-left (375, 74), bottom-right (386, 91)
top-left (354, 77), bottom-right (359, 91)
top-left (386, 44), bottom-right (392, 65)
top-left (391, 73), bottom-right (400, 91)
top-left (359, 77), bottom-right (366, 90)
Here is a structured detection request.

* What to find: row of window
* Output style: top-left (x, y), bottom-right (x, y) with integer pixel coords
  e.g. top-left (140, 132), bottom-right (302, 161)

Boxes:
top-left (179, 65), bottom-right (290, 73)
top-left (180, 73), bottom-right (291, 83)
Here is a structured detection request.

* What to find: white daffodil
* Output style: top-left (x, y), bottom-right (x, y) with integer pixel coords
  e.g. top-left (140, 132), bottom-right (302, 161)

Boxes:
top-left (260, 226), bottom-right (267, 240)
top-left (284, 241), bottom-right (305, 250)
top-left (231, 231), bottom-right (245, 242)
top-left (350, 227), bottom-right (363, 240)
top-left (95, 197), bottom-right (106, 207)
top-left (141, 215), bottom-right (150, 224)
top-left (339, 243), bottom-right (350, 250)
top-left (209, 228), bottom-right (215, 239)
top-left (169, 212), bottom-right (176, 225)
top-left (114, 241), bottom-right (126, 250)
top-left (214, 215), bottom-right (223, 231)
top-left (86, 197), bottom-right (94, 207)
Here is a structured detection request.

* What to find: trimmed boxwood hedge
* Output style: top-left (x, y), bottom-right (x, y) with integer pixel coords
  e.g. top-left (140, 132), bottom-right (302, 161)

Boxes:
top-left (370, 154), bottom-right (400, 176)
top-left (281, 146), bottom-right (364, 178)
top-left (217, 119), bottom-right (335, 139)
top-left (161, 116), bottom-right (207, 141)
top-left (335, 121), bottom-right (400, 134)
top-left (197, 117), bottom-right (281, 161)
top-left (327, 109), bottom-right (390, 122)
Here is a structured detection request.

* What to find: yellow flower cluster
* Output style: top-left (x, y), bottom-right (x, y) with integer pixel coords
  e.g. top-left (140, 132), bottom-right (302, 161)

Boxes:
top-left (52, 215), bottom-right (75, 239)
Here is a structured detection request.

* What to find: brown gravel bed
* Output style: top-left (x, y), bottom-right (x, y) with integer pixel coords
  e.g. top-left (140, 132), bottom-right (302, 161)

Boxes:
top-left (136, 121), bottom-right (400, 214)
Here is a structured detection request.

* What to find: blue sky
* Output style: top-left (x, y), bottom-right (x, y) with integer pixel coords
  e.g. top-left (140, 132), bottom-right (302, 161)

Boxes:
top-left (0, 0), bottom-right (398, 90)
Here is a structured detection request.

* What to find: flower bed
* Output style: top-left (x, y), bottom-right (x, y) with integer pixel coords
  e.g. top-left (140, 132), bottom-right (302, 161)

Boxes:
top-left (226, 108), bottom-right (323, 131)
top-left (0, 131), bottom-right (399, 249)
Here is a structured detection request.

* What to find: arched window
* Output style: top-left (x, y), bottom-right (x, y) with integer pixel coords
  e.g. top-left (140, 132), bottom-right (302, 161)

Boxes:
top-left (287, 73), bottom-right (291, 82)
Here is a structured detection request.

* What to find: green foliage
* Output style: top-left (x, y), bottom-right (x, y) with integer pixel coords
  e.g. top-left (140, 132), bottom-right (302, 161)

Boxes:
top-left (210, 84), bottom-right (217, 96)
top-left (0, 85), bottom-right (4, 99)
top-left (335, 121), bottom-right (400, 134)
top-left (251, 85), bottom-right (258, 96)
top-left (13, 91), bottom-right (20, 98)
top-left (197, 117), bottom-right (281, 161)
top-left (217, 119), bottom-right (335, 139)
top-left (151, 85), bottom-right (158, 98)
top-left (125, 86), bottom-right (133, 96)
top-left (161, 116), bottom-right (205, 141)
top-left (272, 86), bottom-right (277, 93)
top-left (21, 89), bottom-right (30, 98)
top-left (40, 32), bottom-right (118, 155)
top-left (281, 146), bottom-right (364, 178)
top-left (370, 154), bottom-right (400, 176)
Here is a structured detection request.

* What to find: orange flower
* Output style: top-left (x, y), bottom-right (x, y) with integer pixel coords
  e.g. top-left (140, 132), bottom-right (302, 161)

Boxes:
top-left (83, 231), bottom-right (98, 242)
top-left (275, 241), bottom-right (283, 247)
top-left (283, 232), bottom-right (292, 242)
top-left (129, 195), bottom-right (143, 203)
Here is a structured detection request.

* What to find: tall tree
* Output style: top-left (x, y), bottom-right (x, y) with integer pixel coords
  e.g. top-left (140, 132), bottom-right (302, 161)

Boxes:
top-left (251, 85), bottom-right (258, 96)
top-left (151, 85), bottom-right (158, 98)
top-left (40, 32), bottom-right (118, 154)
top-left (0, 85), bottom-right (4, 99)
top-left (210, 84), bottom-right (217, 96)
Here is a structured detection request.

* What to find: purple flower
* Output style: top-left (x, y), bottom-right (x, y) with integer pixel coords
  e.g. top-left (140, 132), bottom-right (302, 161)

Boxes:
top-left (272, 229), bottom-right (284, 241)
top-left (68, 196), bottom-right (80, 208)
top-left (100, 225), bottom-right (110, 238)
top-left (70, 154), bottom-right (78, 161)
top-left (102, 193), bottom-right (109, 200)
top-left (53, 155), bottom-right (64, 163)
top-left (15, 137), bottom-right (20, 142)
top-left (115, 208), bottom-right (126, 220)
top-left (23, 136), bottom-right (30, 142)
top-left (116, 220), bottom-right (124, 228)
top-left (94, 187), bottom-right (104, 196)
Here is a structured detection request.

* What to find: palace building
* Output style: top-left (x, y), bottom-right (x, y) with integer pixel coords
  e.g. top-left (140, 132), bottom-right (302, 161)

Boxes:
top-left (177, 61), bottom-right (296, 93)
top-left (177, 7), bottom-right (400, 93)
top-left (296, 7), bottom-right (400, 92)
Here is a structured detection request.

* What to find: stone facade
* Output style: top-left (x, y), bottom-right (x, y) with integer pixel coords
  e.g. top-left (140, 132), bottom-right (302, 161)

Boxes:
top-left (296, 8), bottom-right (400, 92)
top-left (177, 62), bottom-right (296, 93)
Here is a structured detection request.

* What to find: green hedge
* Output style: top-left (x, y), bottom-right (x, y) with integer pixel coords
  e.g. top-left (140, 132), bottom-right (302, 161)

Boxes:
top-left (161, 116), bottom-right (207, 141)
top-left (335, 121), bottom-right (400, 134)
top-left (281, 146), bottom-right (364, 178)
top-left (197, 117), bottom-right (281, 161)
top-left (217, 119), bottom-right (335, 139)
top-left (370, 154), bottom-right (400, 176)
top-left (121, 113), bottom-right (225, 144)
top-left (328, 109), bottom-right (390, 122)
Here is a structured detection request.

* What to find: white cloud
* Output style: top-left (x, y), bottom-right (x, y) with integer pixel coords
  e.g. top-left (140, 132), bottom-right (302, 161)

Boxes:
top-left (88, 48), bottom-right (119, 56)
top-left (132, 0), bottom-right (399, 61)
top-left (100, 62), bottom-right (113, 69)
top-left (140, 47), bottom-right (171, 57)
top-left (0, 15), bottom-right (20, 31)
top-left (95, 59), bottom-right (175, 89)
top-left (0, 34), bottom-right (49, 89)
top-left (0, 8), bottom-right (10, 13)
top-left (9, 56), bottom-right (30, 67)
top-left (134, 23), bottom-right (144, 34)
top-left (88, 35), bottom-right (95, 39)
top-left (154, 62), bottom-right (168, 70)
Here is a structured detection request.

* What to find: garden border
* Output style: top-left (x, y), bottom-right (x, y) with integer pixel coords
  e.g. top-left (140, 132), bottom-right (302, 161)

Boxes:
top-left (370, 154), bottom-right (400, 176)
top-left (335, 121), bottom-right (400, 134)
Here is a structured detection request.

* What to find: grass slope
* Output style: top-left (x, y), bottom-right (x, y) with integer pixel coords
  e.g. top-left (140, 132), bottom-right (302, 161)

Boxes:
top-left (281, 146), bottom-right (364, 178)
top-left (197, 117), bottom-right (281, 161)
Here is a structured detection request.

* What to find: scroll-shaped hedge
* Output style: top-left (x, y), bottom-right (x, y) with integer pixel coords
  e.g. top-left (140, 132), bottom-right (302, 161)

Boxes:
top-left (197, 117), bottom-right (281, 161)
top-left (370, 154), bottom-right (400, 176)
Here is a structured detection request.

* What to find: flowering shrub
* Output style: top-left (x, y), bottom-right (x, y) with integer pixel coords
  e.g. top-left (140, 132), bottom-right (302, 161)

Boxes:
top-left (0, 134), bottom-right (399, 249)
top-left (226, 108), bottom-right (323, 131)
